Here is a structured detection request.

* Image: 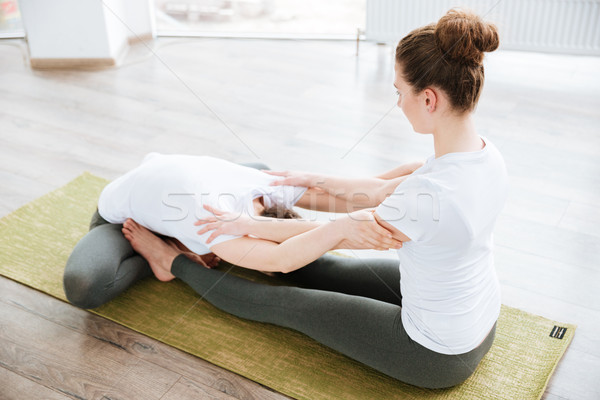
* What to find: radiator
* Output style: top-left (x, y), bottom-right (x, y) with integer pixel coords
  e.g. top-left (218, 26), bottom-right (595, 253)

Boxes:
top-left (365, 0), bottom-right (600, 55)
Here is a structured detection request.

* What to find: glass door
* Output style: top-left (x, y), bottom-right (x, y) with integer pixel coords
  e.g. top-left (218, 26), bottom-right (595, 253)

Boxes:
top-left (155, 0), bottom-right (365, 38)
top-left (0, 0), bottom-right (23, 37)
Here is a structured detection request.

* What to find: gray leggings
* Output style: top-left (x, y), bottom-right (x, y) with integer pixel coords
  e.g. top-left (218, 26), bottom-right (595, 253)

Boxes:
top-left (63, 164), bottom-right (496, 389)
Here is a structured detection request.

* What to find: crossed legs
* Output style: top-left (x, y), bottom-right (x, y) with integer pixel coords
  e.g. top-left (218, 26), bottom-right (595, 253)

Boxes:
top-left (119, 219), bottom-right (493, 389)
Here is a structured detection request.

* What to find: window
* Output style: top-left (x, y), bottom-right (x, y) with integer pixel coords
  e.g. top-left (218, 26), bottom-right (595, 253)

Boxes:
top-left (0, 0), bottom-right (23, 37)
top-left (155, 0), bottom-right (365, 38)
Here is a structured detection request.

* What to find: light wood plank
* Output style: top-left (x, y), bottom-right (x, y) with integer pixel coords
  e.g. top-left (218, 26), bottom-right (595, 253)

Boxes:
top-left (0, 365), bottom-right (70, 400)
top-left (161, 377), bottom-right (240, 400)
top-left (0, 291), bottom-right (181, 399)
top-left (0, 277), bottom-right (289, 400)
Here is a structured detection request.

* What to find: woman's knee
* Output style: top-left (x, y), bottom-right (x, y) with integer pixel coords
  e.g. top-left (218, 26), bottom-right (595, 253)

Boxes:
top-left (63, 246), bottom-right (119, 309)
top-left (402, 349), bottom-right (487, 389)
top-left (64, 253), bottom-right (150, 309)
top-left (63, 223), bottom-right (134, 309)
top-left (63, 266), bottom-right (106, 309)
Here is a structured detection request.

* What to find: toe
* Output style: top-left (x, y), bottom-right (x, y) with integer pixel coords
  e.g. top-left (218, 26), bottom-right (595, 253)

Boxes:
top-left (131, 221), bottom-right (142, 232)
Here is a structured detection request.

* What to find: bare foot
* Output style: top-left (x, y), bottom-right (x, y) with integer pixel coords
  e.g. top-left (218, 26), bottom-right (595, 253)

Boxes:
top-left (122, 219), bottom-right (179, 282)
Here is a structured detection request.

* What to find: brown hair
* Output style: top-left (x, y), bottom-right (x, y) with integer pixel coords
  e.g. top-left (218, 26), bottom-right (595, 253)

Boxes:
top-left (395, 8), bottom-right (499, 113)
top-left (261, 205), bottom-right (302, 219)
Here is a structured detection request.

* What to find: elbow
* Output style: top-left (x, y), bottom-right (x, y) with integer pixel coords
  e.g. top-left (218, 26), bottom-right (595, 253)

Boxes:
top-left (276, 262), bottom-right (297, 274)
top-left (260, 247), bottom-right (309, 274)
top-left (274, 259), bottom-right (303, 274)
top-left (264, 247), bottom-right (306, 273)
top-left (258, 256), bottom-right (295, 274)
top-left (279, 265), bottom-right (298, 274)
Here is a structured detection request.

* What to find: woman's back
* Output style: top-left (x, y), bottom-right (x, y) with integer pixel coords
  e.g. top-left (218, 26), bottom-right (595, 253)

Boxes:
top-left (376, 136), bottom-right (508, 354)
top-left (98, 153), bottom-right (305, 254)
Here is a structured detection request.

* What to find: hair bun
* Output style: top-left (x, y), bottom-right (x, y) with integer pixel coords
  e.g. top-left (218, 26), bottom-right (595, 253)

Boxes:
top-left (434, 8), bottom-right (499, 65)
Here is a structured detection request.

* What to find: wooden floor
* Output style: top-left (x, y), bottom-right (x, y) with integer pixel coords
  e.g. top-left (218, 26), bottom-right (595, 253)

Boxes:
top-left (0, 37), bottom-right (599, 399)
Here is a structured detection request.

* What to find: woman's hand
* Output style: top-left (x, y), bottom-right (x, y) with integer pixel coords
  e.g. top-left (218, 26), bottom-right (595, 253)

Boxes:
top-left (164, 237), bottom-right (221, 269)
top-left (184, 252), bottom-right (222, 269)
top-left (198, 252), bottom-right (221, 268)
top-left (335, 209), bottom-right (403, 251)
top-left (195, 204), bottom-right (252, 244)
top-left (262, 170), bottom-right (320, 187)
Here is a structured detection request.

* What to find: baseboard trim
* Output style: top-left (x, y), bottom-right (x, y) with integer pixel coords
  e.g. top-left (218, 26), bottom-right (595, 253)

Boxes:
top-left (30, 38), bottom-right (132, 70)
top-left (128, 32), bottom-right (154, 45)
top-left (30, 57), bottom-right (116, 70)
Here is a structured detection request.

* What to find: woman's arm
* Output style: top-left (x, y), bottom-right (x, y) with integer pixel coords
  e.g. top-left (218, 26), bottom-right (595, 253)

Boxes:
top-left (209, 210), bottom-right (402, 274)
top-left (267, 171), bottom-right (408, 209)
top-left (195, 205), bottom-right (322, 244)
top-left (375, 161), bottom-right (425, 180)
top-left (210, 224), bottom-right (342, 274)
top-left (294, 187), bottom-right (365, 213)
top-left (310, 175), bottom-right (407, 207)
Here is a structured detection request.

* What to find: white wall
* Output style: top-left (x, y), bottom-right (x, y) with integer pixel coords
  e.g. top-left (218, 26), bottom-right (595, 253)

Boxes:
top-left (123, 0), bottom-right (156, 40)
top-left (103, 0), bottom-right (129, 58)
top-left (20, 0), bottom-right (155, 62)
top-left (20, 0), bottom-right (113, 59)
top-left (366, 0), bottom-right (600, 56)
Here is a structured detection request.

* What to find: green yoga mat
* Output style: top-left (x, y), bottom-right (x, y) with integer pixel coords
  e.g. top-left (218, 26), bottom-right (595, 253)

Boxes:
top-left (0, 172), bottom-right (576, 400)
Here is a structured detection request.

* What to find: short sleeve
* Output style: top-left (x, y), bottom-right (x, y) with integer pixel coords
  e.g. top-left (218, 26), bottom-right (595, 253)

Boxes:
top-left (375, 176), bottom-right (441, 242)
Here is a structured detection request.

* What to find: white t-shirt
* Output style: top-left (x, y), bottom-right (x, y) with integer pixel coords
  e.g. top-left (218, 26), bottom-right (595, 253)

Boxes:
top-left (98, 153), bottom-right (307, 255)
top-left (376, 136), bottom-right (508, 355)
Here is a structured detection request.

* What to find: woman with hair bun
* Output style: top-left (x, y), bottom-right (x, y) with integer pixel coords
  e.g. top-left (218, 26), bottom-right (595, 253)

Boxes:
top-left (127, 8), bottom-right (507, 389)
